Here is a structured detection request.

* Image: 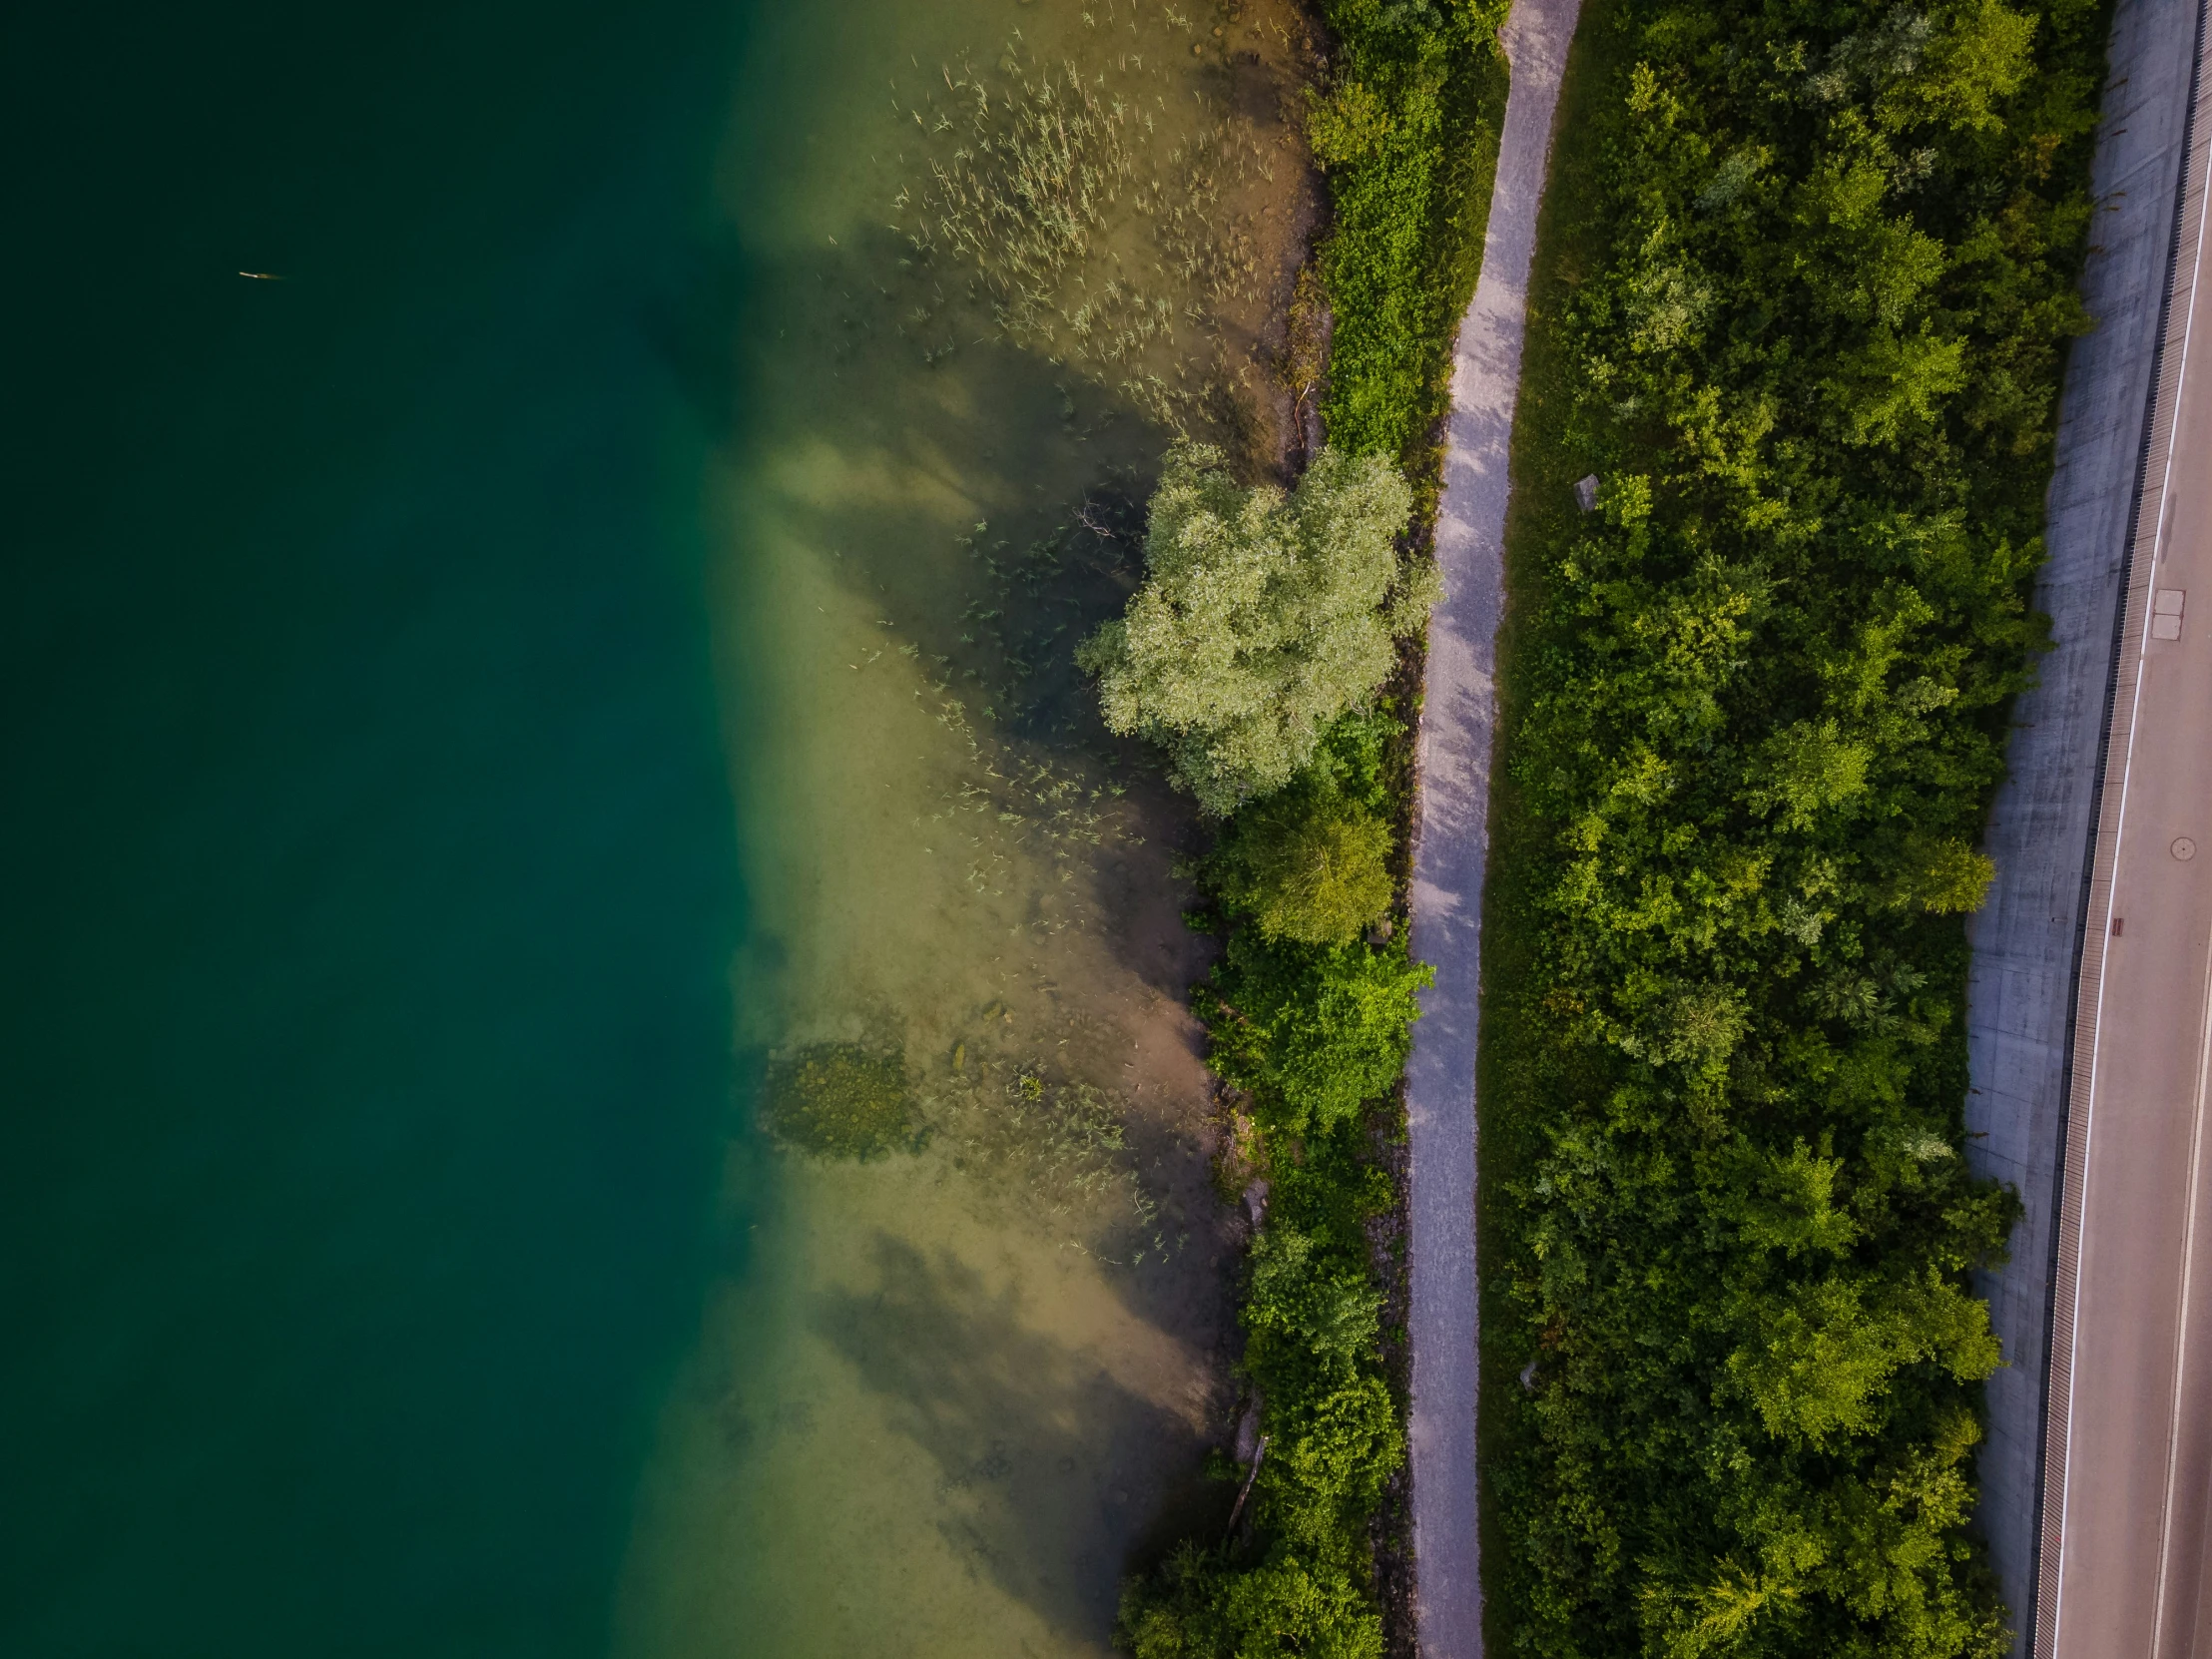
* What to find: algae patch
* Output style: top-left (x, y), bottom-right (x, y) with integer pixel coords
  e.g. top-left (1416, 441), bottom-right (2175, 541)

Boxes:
top-left (762, 1043), bottom-right (918, 1160)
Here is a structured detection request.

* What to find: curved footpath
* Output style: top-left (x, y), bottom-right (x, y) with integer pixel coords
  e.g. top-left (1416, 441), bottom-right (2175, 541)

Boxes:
top-left (1401, 2), bottom-right (1580, 1654)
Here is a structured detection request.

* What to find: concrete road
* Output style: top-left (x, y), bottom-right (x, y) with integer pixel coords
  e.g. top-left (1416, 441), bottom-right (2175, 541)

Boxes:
top-left (1402, 1), bottom-right (1578, 1653)
top-left (1962, 2), bottom-right (2203, 1644)
top-left (2043, 18), bottom-right (2212, 1655)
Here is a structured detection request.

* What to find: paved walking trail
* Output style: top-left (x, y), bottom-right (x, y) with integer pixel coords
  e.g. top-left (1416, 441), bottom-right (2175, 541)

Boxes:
top-left (1402, 1), bottom-right (1579, 1653)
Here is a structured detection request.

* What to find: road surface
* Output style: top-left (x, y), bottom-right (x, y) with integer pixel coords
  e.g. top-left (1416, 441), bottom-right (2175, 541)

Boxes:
top-left (2038, 7), bottom-right (2212, 1654)
top-left (1402, 1), bottom-right (1579, 1653)
top-left (1962, 0), bottom-right (2204, 1646)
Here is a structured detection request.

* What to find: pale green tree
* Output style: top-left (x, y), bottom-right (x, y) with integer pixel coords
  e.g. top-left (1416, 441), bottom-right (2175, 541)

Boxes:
top-left (1077, 443), bottom-right (1433, 815)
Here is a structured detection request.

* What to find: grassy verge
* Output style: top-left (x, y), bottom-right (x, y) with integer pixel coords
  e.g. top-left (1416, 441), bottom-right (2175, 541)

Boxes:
top-left (1318, 1), bottom-right (1511, 500)
top-left (1109, 5), bottom-right (1511, 1656)
top-left (1477, 0), bottom-right (2104, 1653)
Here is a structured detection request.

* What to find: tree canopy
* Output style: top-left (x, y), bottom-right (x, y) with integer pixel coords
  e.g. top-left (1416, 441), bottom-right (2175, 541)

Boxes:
top-left (1481, 0), bottom-right (2100, 1652)
top-left (1077, 443), bottom-right (1433, 816)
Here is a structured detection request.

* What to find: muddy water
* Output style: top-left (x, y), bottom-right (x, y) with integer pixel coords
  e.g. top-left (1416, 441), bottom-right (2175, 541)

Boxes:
top-left (612, 3), bottom-right (1315, 1654)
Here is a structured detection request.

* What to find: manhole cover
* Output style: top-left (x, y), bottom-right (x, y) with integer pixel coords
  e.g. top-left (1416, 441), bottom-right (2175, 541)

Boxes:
top-left (2175, 837), bottom-right (2198, 861)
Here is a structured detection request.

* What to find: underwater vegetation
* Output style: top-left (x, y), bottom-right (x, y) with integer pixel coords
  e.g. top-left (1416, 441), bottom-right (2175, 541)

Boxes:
top-left (890, 1), bottom-right (1281, 432)
top-left (762, 1043), bottom-right (919, 1160)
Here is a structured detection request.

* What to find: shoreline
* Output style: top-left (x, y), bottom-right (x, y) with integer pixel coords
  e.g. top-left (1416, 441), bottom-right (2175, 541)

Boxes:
top-left (1105, 3), bottom-right (1523, 1653)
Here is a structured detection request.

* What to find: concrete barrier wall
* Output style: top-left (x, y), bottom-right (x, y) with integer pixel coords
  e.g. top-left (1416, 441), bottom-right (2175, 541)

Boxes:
top-left (1964, 2), bottom-right (2201, 1647)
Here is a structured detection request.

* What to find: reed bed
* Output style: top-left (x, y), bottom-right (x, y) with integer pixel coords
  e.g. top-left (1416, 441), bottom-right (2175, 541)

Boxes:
top-left (922, 1056), bottom-right (1178, 1265)
top-left (889, 3), bottom-right (1281, 434)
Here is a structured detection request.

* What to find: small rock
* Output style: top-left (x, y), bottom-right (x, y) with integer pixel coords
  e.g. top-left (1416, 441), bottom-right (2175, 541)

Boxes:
top-left (1367, 916), bottom-right (1394, 945)
top-left (1243, 1180), bottom-right (1270, 1227)
top-left (1574, 474), bottom-right (1600, 513)
top-left (1519, 1357), bottom-right (1540, 1391)
top-left (1234, 1396), bottom-right (1264, 1464)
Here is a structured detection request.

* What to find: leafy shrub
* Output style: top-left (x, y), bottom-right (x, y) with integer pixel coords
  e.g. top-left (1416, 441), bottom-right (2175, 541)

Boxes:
top-left (1305, 79), bottom-right (1392, 171)
top-left (1313, 0), bottom-right (1508, 470)
top-left (761, 1044), bottom-right (914, 1159)
top-left (1212, 788), bottom-right (1395, 945)
top-left (1119, 1539), bottom-right (1385, 1659)
top-left (1208, 709), bottom-right (1401, 947)
top-left (1200, 932), bottom-right (1432, 1138)
top-left (1077, 444), bottom-right (1428, 815)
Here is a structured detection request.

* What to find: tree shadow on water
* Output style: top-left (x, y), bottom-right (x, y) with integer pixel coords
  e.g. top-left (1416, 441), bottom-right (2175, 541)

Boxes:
top-left (811, 1231), bottom-right (1204, 1645)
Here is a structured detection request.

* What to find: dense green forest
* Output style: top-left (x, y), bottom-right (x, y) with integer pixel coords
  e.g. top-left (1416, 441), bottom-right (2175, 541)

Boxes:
top-left (1107, 3), bottom-right (1511, 1654)
top-left (1482, 0), bottom-right (2102, 1654)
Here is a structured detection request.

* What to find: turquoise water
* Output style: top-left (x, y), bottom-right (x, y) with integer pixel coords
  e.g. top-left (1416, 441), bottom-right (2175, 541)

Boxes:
top-left (2, 3), bottom-right (745, 1652)
top-left (3, 1), bottom-right (1308, 1651)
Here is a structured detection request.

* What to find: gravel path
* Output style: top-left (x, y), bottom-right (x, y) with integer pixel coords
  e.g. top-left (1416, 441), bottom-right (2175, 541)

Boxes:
top-left (1402, 2), bottom-right (1579, 1653)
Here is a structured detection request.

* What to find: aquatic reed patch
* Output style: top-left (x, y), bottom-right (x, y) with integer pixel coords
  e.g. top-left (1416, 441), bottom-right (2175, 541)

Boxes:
top-left (889, 2), bottom-right (1287, 435)
top-left (918, 1042), bottom-right (1180, 1265)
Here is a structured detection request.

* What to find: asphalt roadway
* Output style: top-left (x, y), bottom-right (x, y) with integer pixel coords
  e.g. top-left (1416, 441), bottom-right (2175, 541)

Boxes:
top-left (2043, 19), bottom-right (2212, 1653)
top-left (1402, 1), bottom-right (1579, 1653)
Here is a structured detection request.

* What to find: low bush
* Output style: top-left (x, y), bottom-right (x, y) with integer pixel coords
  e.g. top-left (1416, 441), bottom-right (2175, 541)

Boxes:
top-left (1213, 791), bottom-right (1396, 947)
top-left (1208, 713), bottom-right (1401, 945)
top-left (1314, 0), bottom-right (1510, 483)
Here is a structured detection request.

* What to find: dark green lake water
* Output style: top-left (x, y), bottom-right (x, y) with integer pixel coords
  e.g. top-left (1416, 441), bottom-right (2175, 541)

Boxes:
top-left (2, 3), bottom-right (754, 1652)
top-left (3, 0), bottom-right (1285, 1650)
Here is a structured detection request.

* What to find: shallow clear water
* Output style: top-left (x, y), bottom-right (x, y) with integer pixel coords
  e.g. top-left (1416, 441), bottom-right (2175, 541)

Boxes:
top-left (617, 5), bottom-right (1321, 1652)
top-left (2, 1), bottom-right (1307, 1653)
